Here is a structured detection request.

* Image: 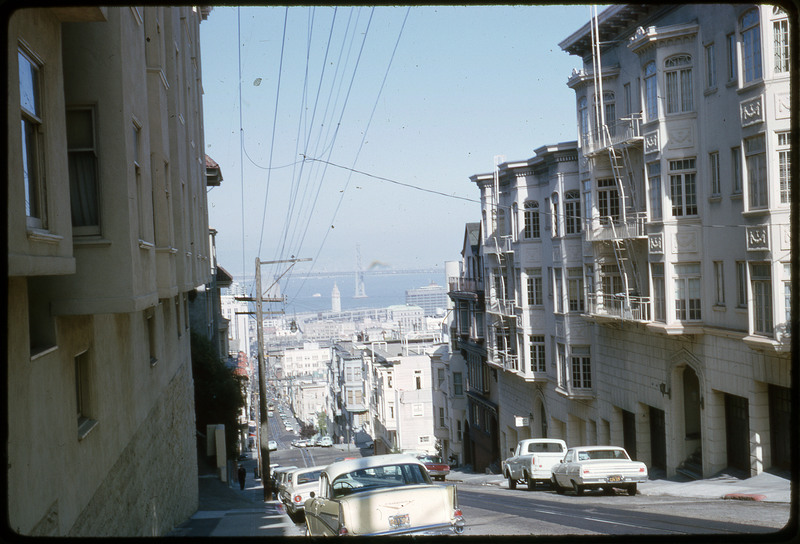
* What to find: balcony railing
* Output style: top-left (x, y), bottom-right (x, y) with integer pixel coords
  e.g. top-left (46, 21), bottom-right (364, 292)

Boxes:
top-left (487, 297), bottom-right (516, 316)
top-left (484, 235), bottom-right (514, 255)
top-left (448, 276), bottom-right (484, 293)
top-left (581, 114), bottom-right (643, 156)
top-left (584, 213), bottom-right (647, 241)
top-left (487, 346), bottom-right (519, 373)
top-left (587, 293), bottom-right (651, 322)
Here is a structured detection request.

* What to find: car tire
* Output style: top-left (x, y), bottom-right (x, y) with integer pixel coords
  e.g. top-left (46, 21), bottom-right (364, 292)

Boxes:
top-left (526, 473), bottom-right (535, 490)
top-left (507, 473), bottom-right (517, 490)
top-left (572, 481), bottom-right (584, 496)
top-left (552, 477), bottom-right (565, 494)
top-left (627, 484), bottom-right (637, 496)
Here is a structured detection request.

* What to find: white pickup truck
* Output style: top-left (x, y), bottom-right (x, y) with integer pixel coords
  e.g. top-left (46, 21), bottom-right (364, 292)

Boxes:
top-left (502, 438), bottom-right (567, 490)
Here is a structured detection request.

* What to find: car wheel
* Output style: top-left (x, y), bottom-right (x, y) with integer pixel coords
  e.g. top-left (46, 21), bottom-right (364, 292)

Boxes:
top-left (572, 481), bottom-right (584, 496)
top-left (526, 473), bottom-right (535, 490)
top-left (507, 473), bottom-right (517, 490)
top-left (627, 484), bottom-right (637, 496)
top-left (552, 477), bottom-right (565, 494)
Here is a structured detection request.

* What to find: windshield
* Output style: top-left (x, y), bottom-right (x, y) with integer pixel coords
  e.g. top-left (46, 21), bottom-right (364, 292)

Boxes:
top-left (578, 449), bottom-right (630, 461)
top-left (418, 455), bottom-right (443, 464)
top-left (296, 470), bottom-right (322, 485)
top-left (331, 463), bottom-right (431, 498)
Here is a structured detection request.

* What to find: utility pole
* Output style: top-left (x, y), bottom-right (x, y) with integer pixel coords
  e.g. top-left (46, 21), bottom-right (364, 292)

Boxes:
top-left (253, 257), bottom-right (310, 501)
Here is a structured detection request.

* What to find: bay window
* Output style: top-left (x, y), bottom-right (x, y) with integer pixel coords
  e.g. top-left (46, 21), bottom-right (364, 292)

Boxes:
top-left (665, 55), bottom-right (693, 113)
top-left (669, 158), bottom-right (698, 216)
top-left (745, 134), bottom-right (767, 209)
top-left (741, 8), bottom-right (763, 83)
top-left (674, 263), bottom-right (702, 321)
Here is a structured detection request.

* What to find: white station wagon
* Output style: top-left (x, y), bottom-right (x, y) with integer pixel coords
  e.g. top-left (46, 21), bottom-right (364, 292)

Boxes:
top-left (304, 454), bottom-right (465, 536)
top-left (551, 445), bottom-right (648, 496)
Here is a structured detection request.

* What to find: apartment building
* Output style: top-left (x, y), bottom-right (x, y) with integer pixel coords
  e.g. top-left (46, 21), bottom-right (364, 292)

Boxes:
top-left (558, 3), bottom-right (792, 478)
top-left (8, 6), bottom-right (213, 535)
top-left (406, 282), bottom-right (449, 317)
top-left (221, 282), bottom-right (253, 358)
top-left (365, 340), bottom-right (438, 455)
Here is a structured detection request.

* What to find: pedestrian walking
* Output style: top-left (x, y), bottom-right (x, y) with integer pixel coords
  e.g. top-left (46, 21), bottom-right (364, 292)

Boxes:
top-left (237, 465), bottom-right (246, 490)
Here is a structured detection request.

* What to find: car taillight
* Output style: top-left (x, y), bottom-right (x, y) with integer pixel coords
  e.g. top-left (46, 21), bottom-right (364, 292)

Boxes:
top-left (294, 495), bottom-right (302, 503)
top-left (454, 509), bottom-right (462, 517)
top-left (639, 467), bottom-right (645, 472)
top-left (583, 469), bottom-right (590, 474)
top-left (338, 526), bottom-right (349, 536)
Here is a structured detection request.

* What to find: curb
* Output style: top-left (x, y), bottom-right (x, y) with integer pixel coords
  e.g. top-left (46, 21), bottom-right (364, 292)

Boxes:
top-left (723, 493), bottom-right (767, 501)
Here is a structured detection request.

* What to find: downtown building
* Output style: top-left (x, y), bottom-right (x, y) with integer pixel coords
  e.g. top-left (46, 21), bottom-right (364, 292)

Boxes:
top-left (7, 6), bottom-right (214, 535)
top-left (451, 3), bottom-right (792, 479)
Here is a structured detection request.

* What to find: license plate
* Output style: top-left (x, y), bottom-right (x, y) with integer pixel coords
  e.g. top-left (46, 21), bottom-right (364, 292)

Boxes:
top-left (606, 475), bottom-right (623, 483)
top-left (389, 514), bottom-right (410, 530)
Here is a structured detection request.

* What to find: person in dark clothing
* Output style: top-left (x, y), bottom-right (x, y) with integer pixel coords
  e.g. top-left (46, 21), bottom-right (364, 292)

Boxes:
top-left (237, 465), bottom-right (247, 490)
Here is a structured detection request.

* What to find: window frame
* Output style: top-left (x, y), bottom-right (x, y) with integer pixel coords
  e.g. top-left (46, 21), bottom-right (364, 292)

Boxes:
top-left (773, 10), bottom-right (790, 74)
top-left (526, 268), bottom-right (543, 307)
top-left (567, 267), bottom-right (585, 313)
top-left (523, 200), bottom-right (540, 239)
top-left (570, 346), bottom-right (592, 390)
top-left (777, 132), bottom-right (791, 205)
top-left (651, 262), bottom-right (666, 322)
top-left (674, 263), bottom-right (702, 321)
top-left (648, 162), bottom-right (663, 220)
top-left (740, 8), bottom-right (763, 84)
top-left (745, 134), bottom-right (767, 209)
top-left (665, 55), bottom-right (694, 114)
top-left (19, 46), bottom-right (47, 230)
top-left (644, 61), bottom-right (658, 122)
top-left (750, 262), bottom-right (773, 335)
top-left (736, 261), bottom-right (748, 308)
top-left (529, 335), bottom-right (546, 373)
top-left (705, 42), bottom-right (717, 89)
top-left (669, 158), bottom-right (698, 217)
top-left (565, 190), bottom-right (581, 234)
top-left (713, 261), bottom-right (725, 306)
top-left (709, 151), bottom-right (721, 197)
top-left (67, 106), bottom-right (101, 235)
top-left (597, 178), bottom-right (620, 224)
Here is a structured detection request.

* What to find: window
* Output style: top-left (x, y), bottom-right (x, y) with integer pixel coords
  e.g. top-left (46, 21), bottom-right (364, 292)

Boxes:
top-left (583, 179), bottom-right (592, 227)
top-left (604, 92), bottom-right (616, 136)
top-left (146, 308), bottom-right (157, 366)
top-left (601, 264), bottom-right (623, 298)
top-left (651, 263), bottom-right (666, 322)
top-left (783, 263), bottom-right (791, 323)
top-left (773, 10), bottom-right (790, 73)
top-left (674, 263), bottom-right (701, 321)
top-left (437, 367), bottom-right (445, 388)
top-left (644, 61), bottom-right (658, 121)
top-left (67, 107), bottom-right (100, 234)
top-left (457, 420), bottom-right (462, 441)
top-left (453, 372), bottom-right (463, 396)
top-left (705, 43), bottom-right (716, 88)
top-left (565, 190), bottom-right (581, 234)
top-left (556, 344), bottom-right (566, 389)
top-left (741, 8), bottom-right (763, 83)
top-left (387, 371), bottom-right (393, 388)
top-left (669, 158), bottom-right (698, 216)
top-left (530, 335), bottom-right (545, 373)
top-left (751, 263), bottom-right (773, 334)
top-left (623, 83), bottom-right (632, 116)
top-left (597, 178), bottom-right (620, 224)
top-left (737, 261), bottom-right (748, 307)
top-left (526, 268), bottom-right (543, 306)
top-left (75, 350), bottom-right (96, 438)
top-left (414, 370), bottom-right (422, 390)
top-left (570, 346), bottom-right (591, 389)
top-left (496, 208), bottom-right (506, 237)
top-left (731, 146), bottom-right (743, 195)
top-left (554, 268), bottom-right (563, 313)
top-left (648, 162), bottom-right (662, 220)
top-left (665, 55), bottom-right (693, 113)
top-left (778, 132), bottom-right (791, 204)
top-left (567, 268), bottom-right (584, 312)
top-left (439, 407), bottom-right (446, 428)
top-left (20, 48), bottom-right (46, 229)
top-left (745, 134), bottom-right (767, 209)
top-left (551, 193), bottom-right (559, 237)
top-left (725, 34), bottom-right (739, 86)
top-left (523, 200), bottom-right (540, 239)
top-left (709, 152), bottom-right (721, 196)
top-left (412, 403), bottom-right (423, 417)
top-left (579, 96), bottom-right (589, 145)
top-left (714, 261), bottom-right (725, 305)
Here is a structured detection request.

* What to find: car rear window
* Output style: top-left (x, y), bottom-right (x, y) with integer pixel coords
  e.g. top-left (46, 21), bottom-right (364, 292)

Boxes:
top-left (527, 443), bottom-right (564, 453)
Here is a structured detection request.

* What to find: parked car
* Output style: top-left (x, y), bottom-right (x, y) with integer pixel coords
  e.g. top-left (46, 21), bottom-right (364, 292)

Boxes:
top-left (416, 454), bottom-right (450, 481)
top-left (550, 446), bottom-right (647, 496)
top-left (268, 440), bottom-right (278, 451)
top-left (272, 466), bottom-right (298, 497)
top-left (280, 466), bottom-right (325, 520)
top-left (318, 436), bottom-right (333, 447)
top-left (502, 438), bottom-right (567, 490)
top-left (292, 439), bottom-right (308, 448)
top-left (304, 454), bottom-right (465, 536)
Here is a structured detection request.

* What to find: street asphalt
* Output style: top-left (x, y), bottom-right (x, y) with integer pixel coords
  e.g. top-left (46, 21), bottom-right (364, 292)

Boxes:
top-left (167, 446), bottom-right (792, 537)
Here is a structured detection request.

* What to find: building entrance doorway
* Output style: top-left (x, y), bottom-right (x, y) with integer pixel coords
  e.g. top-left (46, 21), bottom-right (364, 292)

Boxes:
top-left (649, 406), bottom-right (667, 471)
top-left (725, 393), bottom-right (750, 472)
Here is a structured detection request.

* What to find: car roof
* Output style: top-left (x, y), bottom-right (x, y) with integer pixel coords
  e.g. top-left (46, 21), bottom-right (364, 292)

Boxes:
top-left (323, 454), bottom-right (424, 481)
top-left (291, 465), bottom-right (325, 476)
top-left (273, 465), bottom-right (298, 474)
top-left (571, 445), bottom-right (626, 451)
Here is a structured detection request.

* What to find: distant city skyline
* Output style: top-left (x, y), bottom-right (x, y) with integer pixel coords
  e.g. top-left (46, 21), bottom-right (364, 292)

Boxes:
top-left (200, 5), bottom-right (598, 280)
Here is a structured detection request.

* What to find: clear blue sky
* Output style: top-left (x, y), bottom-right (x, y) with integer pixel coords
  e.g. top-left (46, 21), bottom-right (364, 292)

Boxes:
top-left (200, 5), bottom-right (597, 280)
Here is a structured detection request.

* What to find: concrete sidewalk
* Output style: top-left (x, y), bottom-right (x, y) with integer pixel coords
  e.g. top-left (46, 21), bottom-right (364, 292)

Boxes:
top-left (167, 450), bottom-right (298, 537)
top-left (445, 467), bottom-right (792, 503)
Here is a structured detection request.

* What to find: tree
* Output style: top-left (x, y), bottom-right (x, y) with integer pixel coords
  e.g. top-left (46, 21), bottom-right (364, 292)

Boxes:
top-left (316, 412), bottom-right (328, 435)
top-left (190, 332), bottom-right (245, 459)
top-left (299, 421), bottom-right (317, 439)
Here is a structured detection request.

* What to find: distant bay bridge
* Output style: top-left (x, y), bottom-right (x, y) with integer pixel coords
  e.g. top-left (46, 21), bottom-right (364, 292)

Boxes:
top-left (236, 267), bottom-right (443, 284)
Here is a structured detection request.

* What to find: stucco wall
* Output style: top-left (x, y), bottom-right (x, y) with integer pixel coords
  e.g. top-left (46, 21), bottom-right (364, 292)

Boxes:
top-left (66, 361), bottom-right (198, 537)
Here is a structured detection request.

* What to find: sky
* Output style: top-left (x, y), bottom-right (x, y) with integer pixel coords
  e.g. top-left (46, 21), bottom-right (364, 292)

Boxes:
top-left (199, 4), bottom-right (598, 281)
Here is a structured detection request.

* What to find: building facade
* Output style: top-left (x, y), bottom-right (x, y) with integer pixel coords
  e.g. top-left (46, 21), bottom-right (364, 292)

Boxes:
top-left (406, 282), bottom-right (449, 317)
top-left (8, 6), bottom-right (213, 535)
top-left (559, 3), bottom-right (792, 478)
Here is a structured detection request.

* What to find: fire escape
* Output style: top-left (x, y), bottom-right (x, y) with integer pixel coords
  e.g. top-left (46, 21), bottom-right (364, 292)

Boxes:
top-left (583, 11), bottom-right (650, 324)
